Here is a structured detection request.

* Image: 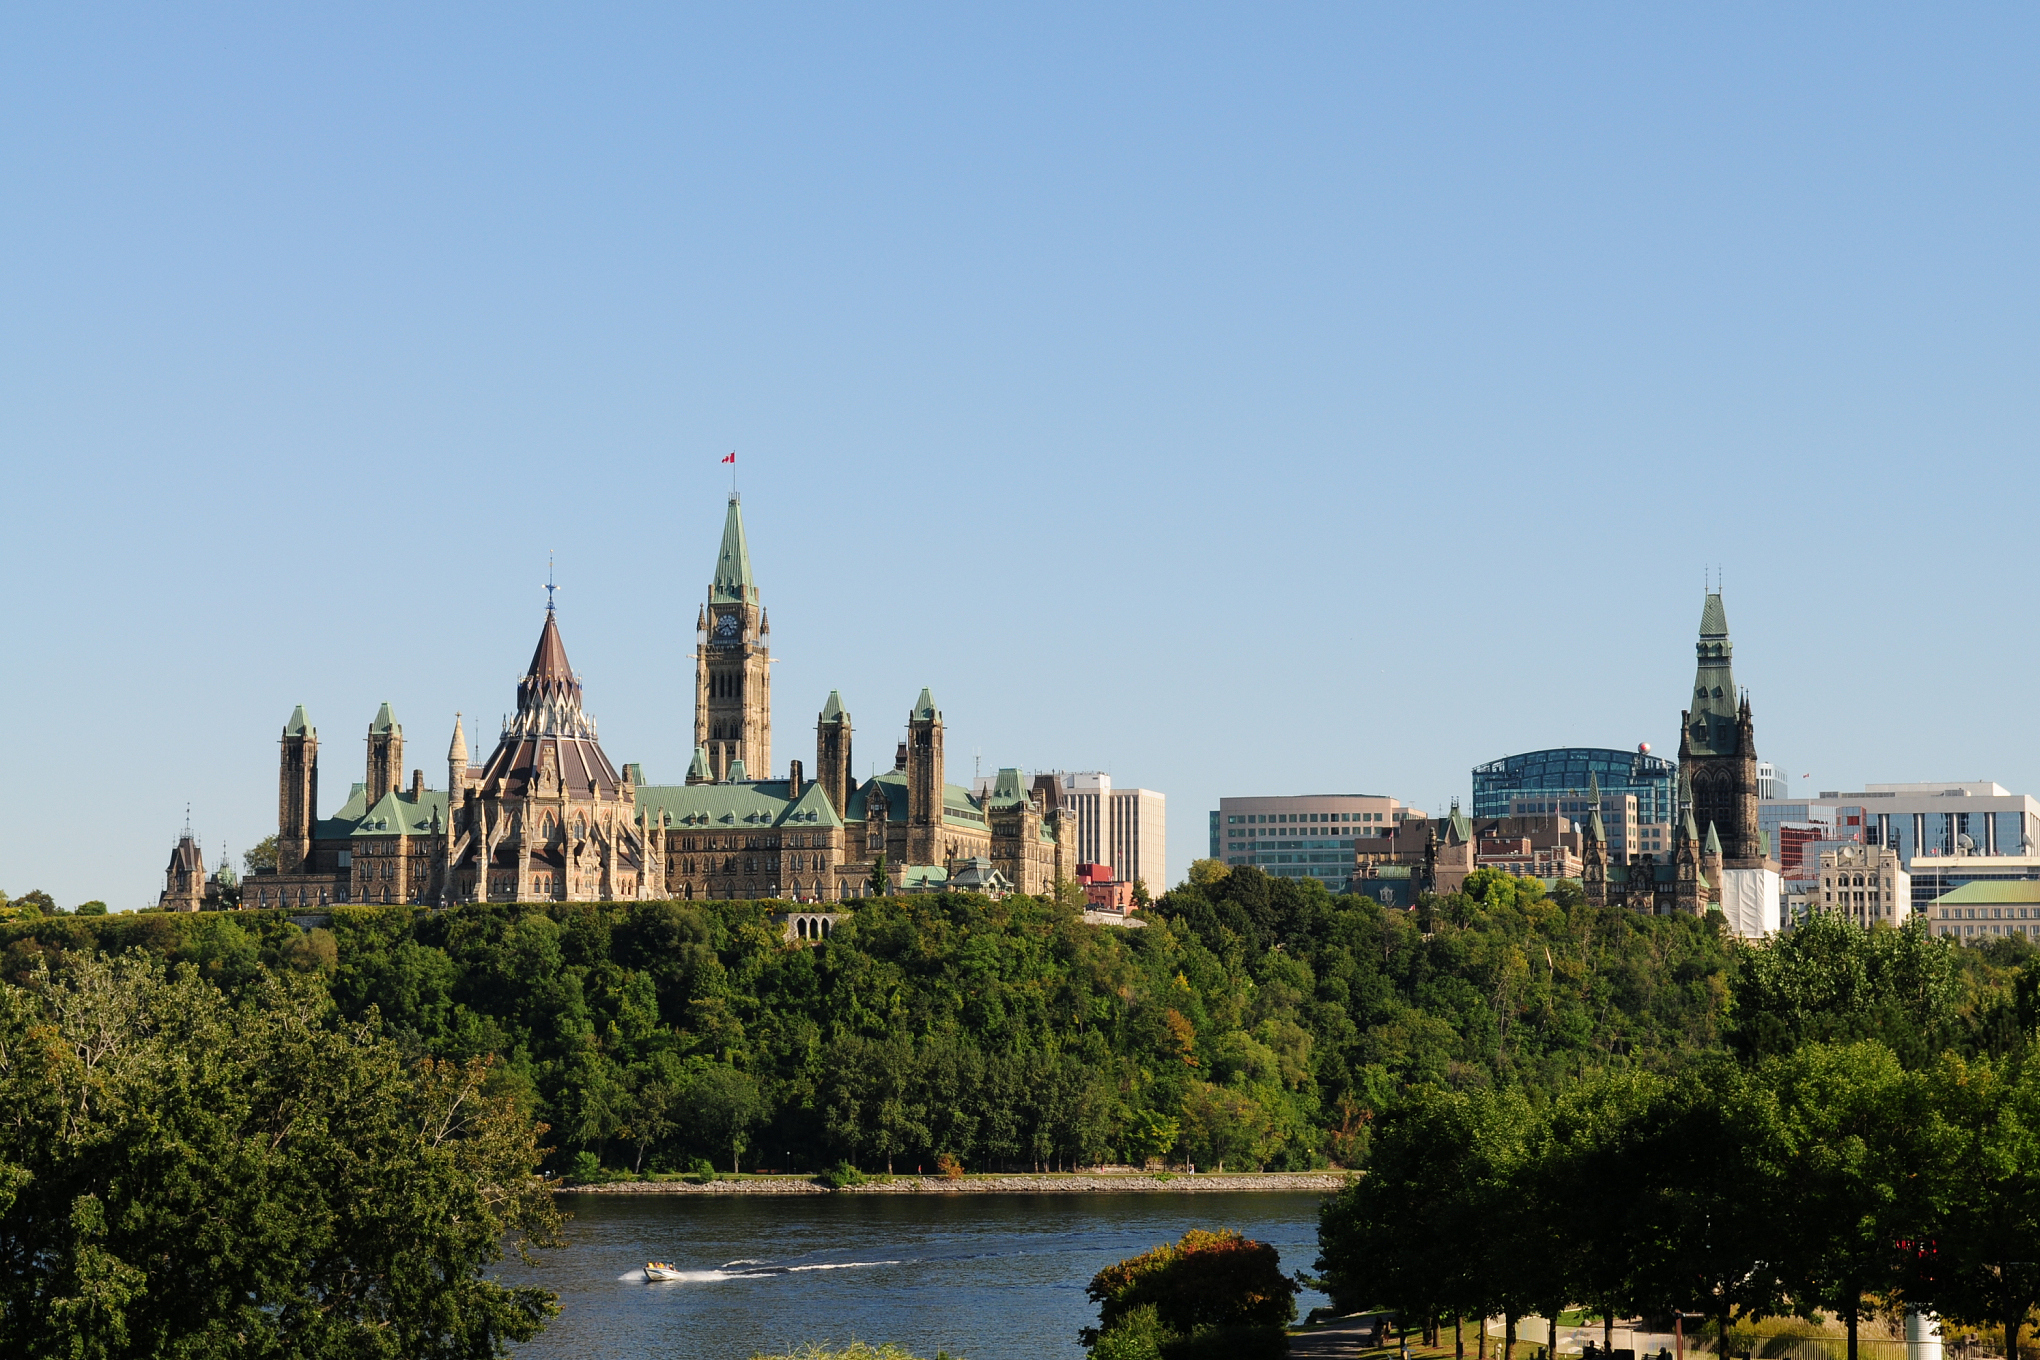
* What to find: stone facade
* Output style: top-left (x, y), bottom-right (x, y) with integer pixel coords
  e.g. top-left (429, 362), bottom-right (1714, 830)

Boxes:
top-left (242, 493), bottom-right (1073, 908)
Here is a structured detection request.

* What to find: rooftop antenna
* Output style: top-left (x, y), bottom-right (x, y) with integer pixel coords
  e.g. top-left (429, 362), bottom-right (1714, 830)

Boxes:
top-left (545, 553), bottom-right (558, 615)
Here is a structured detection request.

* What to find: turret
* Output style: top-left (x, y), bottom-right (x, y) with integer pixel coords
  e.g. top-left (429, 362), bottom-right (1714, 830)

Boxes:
top-left (816, 691), bottom-right (852, 817)
top-left (447, 713), bottom-right (469, 800)
top-left (906, 688), bottom-right (942, 867)
top-left (278, 705), bottom-right (318, 875)
top-left (366, 702), bottom-right (403, 806)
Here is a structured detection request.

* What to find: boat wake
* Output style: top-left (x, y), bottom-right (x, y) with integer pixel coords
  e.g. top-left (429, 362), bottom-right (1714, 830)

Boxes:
top-left (622, 1259), bottom-right (902, 1284)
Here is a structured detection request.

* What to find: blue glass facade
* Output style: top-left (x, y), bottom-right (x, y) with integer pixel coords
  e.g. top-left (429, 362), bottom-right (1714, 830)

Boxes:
top-left (1471, 747), bottom-right (1678, 826)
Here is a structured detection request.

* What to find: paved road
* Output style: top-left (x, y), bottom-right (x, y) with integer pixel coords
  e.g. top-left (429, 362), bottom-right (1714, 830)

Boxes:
top-left (1288, 1316), bottom-right (1381, 1358)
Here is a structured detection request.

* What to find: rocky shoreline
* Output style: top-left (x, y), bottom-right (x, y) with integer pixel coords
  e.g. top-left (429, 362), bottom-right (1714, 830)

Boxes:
top-left (557, 1171), bottom-right (1350, 1195)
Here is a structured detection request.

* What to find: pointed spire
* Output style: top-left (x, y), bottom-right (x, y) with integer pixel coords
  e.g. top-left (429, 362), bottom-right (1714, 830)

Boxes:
top-left (284, 704), bottom-right (311, 737)
top-left (448, 714), bottom-right (468, 764)
top-left (1705, 820), bottom-right (1723, 855)
top-left (526, 611), bottom-right (573, 683)
top-left (686, 746), bottom-right (711, 783)
top-left (727, 757), bottom-right (748, 783)
top-left (1586, 808), bottom-right (1608, 843)
top-left (1683, 805), bottom-right (1701, 844)
top-left (371, 702), bottom-right (398, 734)
top-left (1586, 771), bottom-right (1601, 805)
top-left (819, 691), bottom-right (847, 725)
top-left (912, 687), bottom-right (939, 721)
top-left (711, 493), bottom-right (755, 603)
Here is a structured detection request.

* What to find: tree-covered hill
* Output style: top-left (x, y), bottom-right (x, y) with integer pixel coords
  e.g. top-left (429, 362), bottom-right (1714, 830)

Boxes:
top-left (1, 865), bottom-right (2028, 1176)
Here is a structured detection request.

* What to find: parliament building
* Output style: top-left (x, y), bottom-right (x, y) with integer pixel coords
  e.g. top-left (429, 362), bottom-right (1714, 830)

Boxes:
top-left (236, 494), bottom-right (1075, 910)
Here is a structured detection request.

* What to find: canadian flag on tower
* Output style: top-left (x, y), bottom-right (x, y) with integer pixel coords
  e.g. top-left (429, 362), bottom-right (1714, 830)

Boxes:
top-left (721, 452), bottom-right (736, 464)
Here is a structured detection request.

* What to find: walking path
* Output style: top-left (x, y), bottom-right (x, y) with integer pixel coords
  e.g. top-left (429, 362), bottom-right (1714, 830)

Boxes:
top-left (560, 1170), bottom-right (1350, 1195)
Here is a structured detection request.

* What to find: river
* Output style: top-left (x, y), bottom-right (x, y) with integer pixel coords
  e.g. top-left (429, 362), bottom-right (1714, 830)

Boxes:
top-left (503, 1191), bottom-right (1332, 1360)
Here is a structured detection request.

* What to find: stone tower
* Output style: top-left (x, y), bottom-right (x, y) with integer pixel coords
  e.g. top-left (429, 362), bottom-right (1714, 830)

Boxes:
top-left (278, 705), bottom-right (318, 875)
top-left (366, 702), bottom-right (403, 805)
top-left (695, 493), bottom-right (772, 782)
top-left (1676, 592), bottom-right (1767, 869)
top-left (816, 691), bottom-right (852, 818)
top-left (905, 688), bottom-right (943, 867)
top-left (447, 714), bottom-right (469, 803)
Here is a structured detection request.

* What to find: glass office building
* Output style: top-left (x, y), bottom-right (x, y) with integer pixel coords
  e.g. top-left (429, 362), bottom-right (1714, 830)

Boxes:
top-left (1471, 747), bottom-right (1678, 827)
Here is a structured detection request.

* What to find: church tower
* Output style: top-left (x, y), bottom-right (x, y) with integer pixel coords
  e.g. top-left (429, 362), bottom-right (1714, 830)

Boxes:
top-left (278, 706), bottom-right (318, 875)
top-left (1676, 592), bottom-right (1767, 869)
top-left (695, 494), bottom-right (772, 782)
top-left (365, 703), bottom-right (403, 805)
top-left (905, 688), bottom-right (943, 867)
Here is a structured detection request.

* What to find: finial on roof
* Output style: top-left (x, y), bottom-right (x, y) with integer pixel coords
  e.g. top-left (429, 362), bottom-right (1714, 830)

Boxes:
top-left (545, 552), bottom-right (558, 615)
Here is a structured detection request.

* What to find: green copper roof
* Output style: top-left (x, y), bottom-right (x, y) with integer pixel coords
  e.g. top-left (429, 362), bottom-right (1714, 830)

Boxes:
top-left (727, 757), bottom-right (748, 783)
top-left (1936, 880), bottom-right (2040, 907)
top-left (913, 687), bottom-right (938, 721)
top-left (1705, 821), bottom-right (1723, 855)
top-left (635, 777), bottom-right (845, 830)
top-left (1586, 809), bottom-right (1607, 843)
top-left (711, 493), bottom-right (756, 604)
top-left (370, 702), bottom-right (399, 735)
top-left (1700, 591), bottom-right (1729, 638)
top-left (987, 767), bottom-right (1028, 806)
top-left (1686, 591), bottom-right (1740, 755)
top-left (342, 787), bottom-right (451, 838)
top-left (284, 705), bottom-right (311, 738)
top-left (687, 746), bottom-right (711, 780)
top-left (818, 691), bottom-right (847, 725)
top-left (1683, 806), bottom-right (1701, 843)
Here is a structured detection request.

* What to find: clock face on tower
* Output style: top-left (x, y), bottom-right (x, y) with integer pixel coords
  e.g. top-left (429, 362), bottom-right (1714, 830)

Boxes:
top-left (714, 612), bottom-right (740, 642)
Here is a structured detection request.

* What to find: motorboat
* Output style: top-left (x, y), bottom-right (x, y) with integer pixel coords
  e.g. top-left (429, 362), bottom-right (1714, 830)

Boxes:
top-left (643, 1262), bottom-right (683, 1281)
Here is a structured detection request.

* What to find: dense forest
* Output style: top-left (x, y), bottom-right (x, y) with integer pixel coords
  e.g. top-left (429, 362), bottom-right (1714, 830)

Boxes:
top-left (0, 864), bottom-right (2029, 1179)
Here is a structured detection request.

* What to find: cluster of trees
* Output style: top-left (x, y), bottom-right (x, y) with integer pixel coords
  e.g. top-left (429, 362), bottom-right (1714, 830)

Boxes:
top-left (0, 952), bottom-right (560, 1357)
top-left (1317, 912), bottom-right (2040, 1360)
top-left (0, 864), bottom-right (1769, 1176)
top-left (0, 888), bottom-right (107, 920)
top-left (1083, 1228), bottom-right (1298, 1360)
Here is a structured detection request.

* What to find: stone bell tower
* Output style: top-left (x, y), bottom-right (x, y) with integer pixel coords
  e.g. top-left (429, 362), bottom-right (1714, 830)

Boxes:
top-left (365, 702), bottom-right (403, 806)
top-left (816, 691), bottom-right (852, 818)
top-left (695, 493), bottom-right (772, 781)
top-left (278, 705), bottom-right (318, 875)
top-left (905, 688), bottom-right (943, 867)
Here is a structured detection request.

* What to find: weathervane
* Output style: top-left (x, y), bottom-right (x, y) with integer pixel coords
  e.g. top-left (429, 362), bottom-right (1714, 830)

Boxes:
top-left (545, 553), bottom-right (558, 614)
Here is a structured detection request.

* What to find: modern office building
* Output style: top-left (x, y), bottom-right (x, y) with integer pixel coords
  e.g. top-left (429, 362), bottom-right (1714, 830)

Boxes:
top-left (1214, 794), bottom-right (1408, 887)
top-left (1758, 762), bottom-right (1789, 801)
top-left (1050, 772), bottom-right (1166, 892)
top-left (1472, 747), bottom-right (1678, 829)
top-left (1768, 783), bottom-right (2040, 866)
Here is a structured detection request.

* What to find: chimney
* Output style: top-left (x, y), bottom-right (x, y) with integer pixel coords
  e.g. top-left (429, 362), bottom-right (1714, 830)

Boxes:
top-left (410, 769), bottom-right (424, 799)
top-left (895, 741), bottom-right (908, 771)
top-left (788, 759), bottom-right (804, 799)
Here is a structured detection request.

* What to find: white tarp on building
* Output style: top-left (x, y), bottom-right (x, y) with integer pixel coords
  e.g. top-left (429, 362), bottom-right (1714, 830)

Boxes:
top-left (1718, 868), bottom-right (1781, 938)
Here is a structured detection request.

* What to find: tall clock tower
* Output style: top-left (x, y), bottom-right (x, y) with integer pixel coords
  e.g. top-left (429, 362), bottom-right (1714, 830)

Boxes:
top-left (695, 493), bottom-right (772, 781)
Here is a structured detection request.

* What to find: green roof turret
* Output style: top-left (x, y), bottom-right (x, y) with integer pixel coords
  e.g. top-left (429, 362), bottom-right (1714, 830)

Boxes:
top-left (912, 688), bottom-right (938, 721)
top-left (370, 702), bottom-right (398, 735)
top-left (284, 705), bottom-right (312, 738)
top-left (819, 691), bottom-right (847, 725)
top-left (711, 493), bottom-right (756, 604)
top-left (1685, 591), bottom-right (1740, 755)
top-left (1705, 821), bottom-right (1723, 855)
top-left (727, 757), bottom-right (748, 783)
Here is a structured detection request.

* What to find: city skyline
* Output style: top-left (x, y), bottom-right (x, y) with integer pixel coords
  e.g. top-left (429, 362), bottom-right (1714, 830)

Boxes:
top-left (6, 8), bottom-right (2040, 907)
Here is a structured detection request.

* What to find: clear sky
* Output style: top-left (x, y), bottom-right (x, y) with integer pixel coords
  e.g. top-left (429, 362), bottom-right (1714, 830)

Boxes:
top-left (5, 6), bottom-right (2039, 908)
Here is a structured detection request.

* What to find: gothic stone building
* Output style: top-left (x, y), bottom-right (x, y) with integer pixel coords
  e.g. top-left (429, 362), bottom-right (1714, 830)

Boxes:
top-left (1583, 591), bottom-right (1776, 915)
top-left (241, 493), bottom-right (1073, 909)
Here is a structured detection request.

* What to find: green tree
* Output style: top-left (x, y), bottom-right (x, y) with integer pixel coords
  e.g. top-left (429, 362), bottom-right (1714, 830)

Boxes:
top-left (686, 1064), bottom-right (765, 1174)
top-left (243, 834), bottom-right (279, 873)
top-left (1915, 1053), bottom-right (2040, 1360)
top-left (74, 901), bottom-right (108, 916)
top-left (0, 953), bottom-right (562, 1357)
top-left (868, 852), bottom-right (889, 896)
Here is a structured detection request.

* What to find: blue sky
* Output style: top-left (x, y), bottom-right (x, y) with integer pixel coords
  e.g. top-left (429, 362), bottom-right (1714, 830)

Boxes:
top-left (4, 5), bottom-right (2038, 907)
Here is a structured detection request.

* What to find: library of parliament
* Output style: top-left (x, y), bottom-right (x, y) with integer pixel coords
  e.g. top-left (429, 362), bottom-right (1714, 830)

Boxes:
top-left (223, 495), bottom-right (1076, 910)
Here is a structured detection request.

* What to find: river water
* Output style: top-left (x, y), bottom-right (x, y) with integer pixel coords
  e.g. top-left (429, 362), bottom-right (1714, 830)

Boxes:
top-left (503, 1190), bottom-right (1331, 1360)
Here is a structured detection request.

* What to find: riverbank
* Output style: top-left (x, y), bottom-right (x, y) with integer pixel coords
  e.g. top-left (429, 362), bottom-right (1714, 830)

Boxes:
top-left (558, 1170), bottom-right (1350, 1195)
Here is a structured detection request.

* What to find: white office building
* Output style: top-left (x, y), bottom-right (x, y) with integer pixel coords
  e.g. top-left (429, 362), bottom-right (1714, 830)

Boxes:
top-left (1052, 772), bottom-right (1166, 891)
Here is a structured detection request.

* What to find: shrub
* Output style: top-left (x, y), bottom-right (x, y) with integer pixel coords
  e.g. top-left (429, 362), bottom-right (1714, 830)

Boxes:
top-left (935, 1152), bottom-right (964, 1179)
top-left (817, 1161), bottom-right (869, 1189)
top-left (1084, 1228), bottom-right (1297, 1355)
